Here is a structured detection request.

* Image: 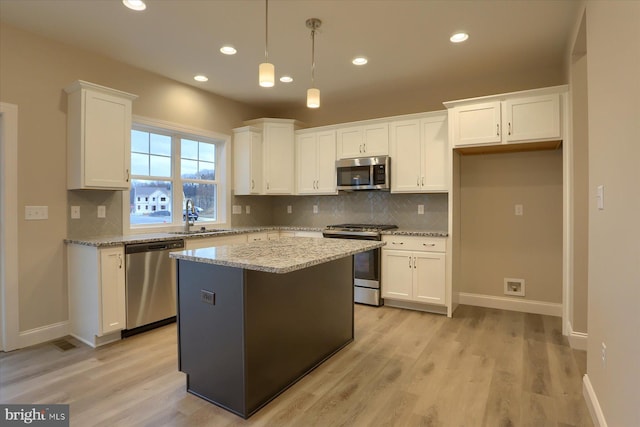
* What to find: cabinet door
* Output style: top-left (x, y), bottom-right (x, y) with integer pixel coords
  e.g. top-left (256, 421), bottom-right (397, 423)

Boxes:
top-left (381, 250), bottom-right (413, 301)
top-left (390, 119), bottom-right (422, 192)
top-left (421, 115), bottom-right (448, 191)
top-left (99, 247), bottom-right (126, 335)
top-left (413, 252), bottom-right (445, 305)
top-left (504, 94), bottom-right (560, 143)
top-left (362, 123), bottom-right (389, 156)
top-left (84, 90), bottom-right (131, 189)
top-left (315, 131), bottom-right (337, 194)
top-left (337, 126), bottom-right (364, 159)
top-left (264, 123), bottom-right (294, 194)
top-left (233, 129), bottom-right (262, 195)
top-left (452, 101), bottom-right (502, 147)
top-left (296, 133), bottom-right (318, 194)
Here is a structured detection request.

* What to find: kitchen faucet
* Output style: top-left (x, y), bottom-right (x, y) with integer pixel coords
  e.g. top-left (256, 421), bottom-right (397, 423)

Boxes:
top-left (184, 199), bottom-right (195, 232)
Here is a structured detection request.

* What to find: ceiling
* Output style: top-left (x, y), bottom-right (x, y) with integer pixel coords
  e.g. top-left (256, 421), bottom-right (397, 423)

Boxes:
top-left (0, 0), bottom-right (582, 110)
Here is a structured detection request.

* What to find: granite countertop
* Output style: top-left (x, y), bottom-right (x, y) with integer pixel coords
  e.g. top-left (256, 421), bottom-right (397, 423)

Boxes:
top-left (169, 237), bottom-right (385, 274)
top-left (64, 226), bottom-right (324, 247)
top-left (382, 229), bottom-right (449, 237)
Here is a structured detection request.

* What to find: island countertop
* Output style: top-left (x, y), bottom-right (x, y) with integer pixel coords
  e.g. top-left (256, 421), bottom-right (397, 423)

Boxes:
top-left (169, 237), bottom-right (384, 274)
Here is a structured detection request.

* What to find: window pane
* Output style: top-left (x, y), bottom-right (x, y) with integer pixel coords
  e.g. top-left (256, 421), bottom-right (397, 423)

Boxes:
top-left (199, 142), bottom-right (215, 163)
top-left (150, 155), bottom-right (171, 177)
top-left (181, 139), bottom-right (198, 160)
top-left (150, 133), bottom-right (171, 156)
top-left (199, 161), bottom-right (215, 180)
top-left (131, 130), bottom-right (149, 153)
top-left (130, 179), bottom-right (173, 225)
top-left (181, 159), bottom-right (198, 179)
top-left (182, 182), bottom-right (217, 221)
top-left (131, 153), bottom-right (149, 176)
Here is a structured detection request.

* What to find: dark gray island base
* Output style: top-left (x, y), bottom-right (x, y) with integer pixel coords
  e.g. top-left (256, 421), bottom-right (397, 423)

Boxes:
top-left (176, 254), bottom-right (354, 418)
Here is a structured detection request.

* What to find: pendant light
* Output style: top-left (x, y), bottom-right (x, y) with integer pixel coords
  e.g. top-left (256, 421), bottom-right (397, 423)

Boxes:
top-left (306, 18), bottom-right (321, 108)
top-left (259, 0), bottom-right (275, 87)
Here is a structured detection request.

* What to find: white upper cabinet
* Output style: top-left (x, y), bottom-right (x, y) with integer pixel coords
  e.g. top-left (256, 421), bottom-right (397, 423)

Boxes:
top-left (446, 88), bottom-right (562, 148)
top-left (233, 126), bottom-right (263, 195)
top-left (390, 112), bottom-right (448, 193)
top-left (337, 122), bottom-right (389, 159)
top-left (296, 129), bottom-right (337, 195)
top-left (65, 80), bottom-right (137, 190)
top-left (235, 119), bottom-right (299, 195)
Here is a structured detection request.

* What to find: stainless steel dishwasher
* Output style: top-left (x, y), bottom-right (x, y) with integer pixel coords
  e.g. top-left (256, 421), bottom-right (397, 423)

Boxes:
top-left (123, 239), bottom-right (184, 336)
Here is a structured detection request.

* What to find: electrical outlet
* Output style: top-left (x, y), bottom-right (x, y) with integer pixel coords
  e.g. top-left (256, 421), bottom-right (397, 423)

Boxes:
top-left (245, 205), bottom-right (251, 214)
top-left (597, 185), bottom-right (605, 210)
top-left (515, 204), bottom-right (524, 216)
top-left (97, 205), bottom-right (106, 218)
top-left (232, 205), bottom-right (242, 214)
top-left (313, 205), bottom-right (319, 214)
top-left (504, 278), bottom-right (525, 296)
top-left (70, 206), bottom-right (80, 219)
top-left (601, 342), bottom-right (607, 367)
top-left (287, 205), bottom-right (292, 214)
top-left (418, 204), bottom-right (424, 215)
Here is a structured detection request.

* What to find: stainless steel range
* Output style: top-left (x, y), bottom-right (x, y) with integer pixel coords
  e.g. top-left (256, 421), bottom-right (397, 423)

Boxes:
top-left (323, 223), bottom-right (398, 306)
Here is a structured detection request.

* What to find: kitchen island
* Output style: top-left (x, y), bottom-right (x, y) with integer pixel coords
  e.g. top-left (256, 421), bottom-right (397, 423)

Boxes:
top-left (169, 237), bottom-right (384, 419)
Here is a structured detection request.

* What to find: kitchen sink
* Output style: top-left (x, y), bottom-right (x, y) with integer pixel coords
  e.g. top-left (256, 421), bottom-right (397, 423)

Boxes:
top-left (169, 229), bottom-right (232, 235)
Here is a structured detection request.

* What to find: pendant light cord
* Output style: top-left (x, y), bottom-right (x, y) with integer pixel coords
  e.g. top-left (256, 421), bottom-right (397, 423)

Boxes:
top-left (310, 27), bottom-right (316, 86)
top-left (264, 0), bottom-right (269, 62)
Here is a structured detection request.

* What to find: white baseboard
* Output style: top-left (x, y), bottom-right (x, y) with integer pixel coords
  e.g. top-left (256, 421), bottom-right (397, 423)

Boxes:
top-left (567, 321), bottom-right (588, 350)
top-left (583, 374), bottom-right (608, 427)
top-left (457, 292), bottom-right (562, 317)
top-left (18, 321), bottom-right (69, 349)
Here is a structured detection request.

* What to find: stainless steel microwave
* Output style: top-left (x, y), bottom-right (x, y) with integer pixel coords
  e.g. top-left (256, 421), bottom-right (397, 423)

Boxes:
top-left (336, 156), bottom-right (390, 191)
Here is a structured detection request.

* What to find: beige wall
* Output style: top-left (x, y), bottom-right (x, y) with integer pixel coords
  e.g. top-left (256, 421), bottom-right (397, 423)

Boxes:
top-left (0, 23), bottom-right (261, 332)
top-left (459, 150), bottom-right (564, 303)
top-left (584, 2), bottom-right (640, 426)
top-left (569, 15), bottom-right (589, 334)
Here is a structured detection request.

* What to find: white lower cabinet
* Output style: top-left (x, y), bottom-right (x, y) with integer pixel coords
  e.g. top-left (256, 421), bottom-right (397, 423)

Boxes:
top-left (68, 244), bottom-right (126, 347)
top-left (382, 235), bottom-right (446, 307)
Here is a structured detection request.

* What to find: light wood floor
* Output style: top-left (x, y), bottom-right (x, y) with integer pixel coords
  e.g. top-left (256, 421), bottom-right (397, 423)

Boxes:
top-left (0, 305), bottom-right (593, 427)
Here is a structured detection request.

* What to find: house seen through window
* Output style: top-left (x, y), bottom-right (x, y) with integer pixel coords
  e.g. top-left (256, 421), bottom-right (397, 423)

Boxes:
top-left (129, 125), bottom-right (221, 227)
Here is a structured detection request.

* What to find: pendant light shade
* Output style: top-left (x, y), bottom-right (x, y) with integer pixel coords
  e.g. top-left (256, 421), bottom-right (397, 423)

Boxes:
top-left (306, 18), bottom-right (322, 109)
top-left (307, 88), bottom-right (320, 108)
top-left (259, 62), bottom-right (275, 87)
top-left (259, 0), bottom-right (275, 88)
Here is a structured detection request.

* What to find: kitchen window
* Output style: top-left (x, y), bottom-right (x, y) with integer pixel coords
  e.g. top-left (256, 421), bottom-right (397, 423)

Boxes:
top-left (127, 119), bottom-right (228, 230)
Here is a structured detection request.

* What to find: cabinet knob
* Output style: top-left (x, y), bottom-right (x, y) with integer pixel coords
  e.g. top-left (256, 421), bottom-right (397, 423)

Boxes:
top-left (508, 122), bottom-right (512, 135)
top-left (126, 169), bottom-right (130, 183)
top-left (496, 124), bottom-right (500, 136)
top-left (118, 254), bottom-right (123, 269)
top-left (251, 179), bottom-right (254, 190)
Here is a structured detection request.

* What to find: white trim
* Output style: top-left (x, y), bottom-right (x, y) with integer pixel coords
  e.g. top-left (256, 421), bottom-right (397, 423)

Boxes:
top-left (0, 102), bottom-right (20, 352)
top-left (562, 90), bottom-right (573, 337)
top-left (18, 321), bottom-right (69, 349)
top-left (383, 299), bottom-right (448, 316)
top-left (457, 292), bottom-right (562, 317)
top-left (583, 374), bottom-right (608, 427)
top-left (567, 321), bottom-right (588, 350)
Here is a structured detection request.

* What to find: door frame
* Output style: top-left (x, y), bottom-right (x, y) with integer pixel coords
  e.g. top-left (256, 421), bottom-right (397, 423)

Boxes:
top-left (0, 102), bottom-right (19, 351)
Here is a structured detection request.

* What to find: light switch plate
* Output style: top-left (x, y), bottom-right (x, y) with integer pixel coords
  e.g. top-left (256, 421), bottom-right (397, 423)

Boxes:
top-left (287, 205), bottom-right (292, 214)
top-left (418, 204), bottom-right (424, 215)
top-left (71, 206), bottom-right (80, 219)
top-left (313, 205), bottom-right (319, 214)
top-left (245, 205), bottom-right (251, 214)
top-left (515, 204), bottom-right (524, 216)
top-left (597, 185), bottom-right (604, 210)
top-left (25, 206), bottom-right (48, 220)
top-left (232, 205), bottom-right (242, 214)
top-left (97, 205), bottom-right (106, 218)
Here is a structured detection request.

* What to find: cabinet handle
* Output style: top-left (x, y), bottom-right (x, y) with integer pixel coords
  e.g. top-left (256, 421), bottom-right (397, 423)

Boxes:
top-left (422, 176), bottom-right (425, 186)
top-left (363, 143), bottom-right (366, 152)
top-left (417, 177), bottom-right (420, 186)
top-left (267, 182), bottom-right (270, 190)
top-left (126, 169), bottom-right (130, 183)
top-left (392, 241), bottom-right (404, 245)
top-left (496, 124), bottom-right (500, 136)
top-left (413, 257), bottom-right (417, 269)
top-left (423, 243), bottom-right (436, 247)
top-left (409, 256), bottom-right (412, 268)
top-left (251, 179), bottom-right (254, 190)
top-left (118, 254), bottom-right (122, 269)
top-left (508, 122), bottom-right (512, 135)
top-left (359, 144), bottom-right (363, 153)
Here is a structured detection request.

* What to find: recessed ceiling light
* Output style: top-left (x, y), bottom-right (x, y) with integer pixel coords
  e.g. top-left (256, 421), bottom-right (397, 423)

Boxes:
top-left (194, 75), bottom-right (208, 82)
top-left (352, 57), bottom-right (368, 65)
top-left (450, 32), bottom-right (469, 43)
top-left (122, 0), bottom-right (146, 11)
top-left (280, 76), bottom-right (293, 83)
top-left (220, 46), bottom-right (237, 55)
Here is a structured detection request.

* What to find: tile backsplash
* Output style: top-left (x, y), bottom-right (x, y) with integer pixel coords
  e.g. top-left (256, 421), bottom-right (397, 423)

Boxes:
top-left (232, 192), bottom-right (448, 230)
top-left (67, 190), bottom-right (123, 238)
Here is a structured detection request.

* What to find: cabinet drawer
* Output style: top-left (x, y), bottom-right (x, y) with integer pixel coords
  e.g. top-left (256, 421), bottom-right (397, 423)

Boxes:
top-left (382, 235), bottom-right (446, 252)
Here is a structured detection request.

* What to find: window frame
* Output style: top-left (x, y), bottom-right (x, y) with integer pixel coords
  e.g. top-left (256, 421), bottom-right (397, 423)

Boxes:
top-left (123, 116), bottom-right (230, 234)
